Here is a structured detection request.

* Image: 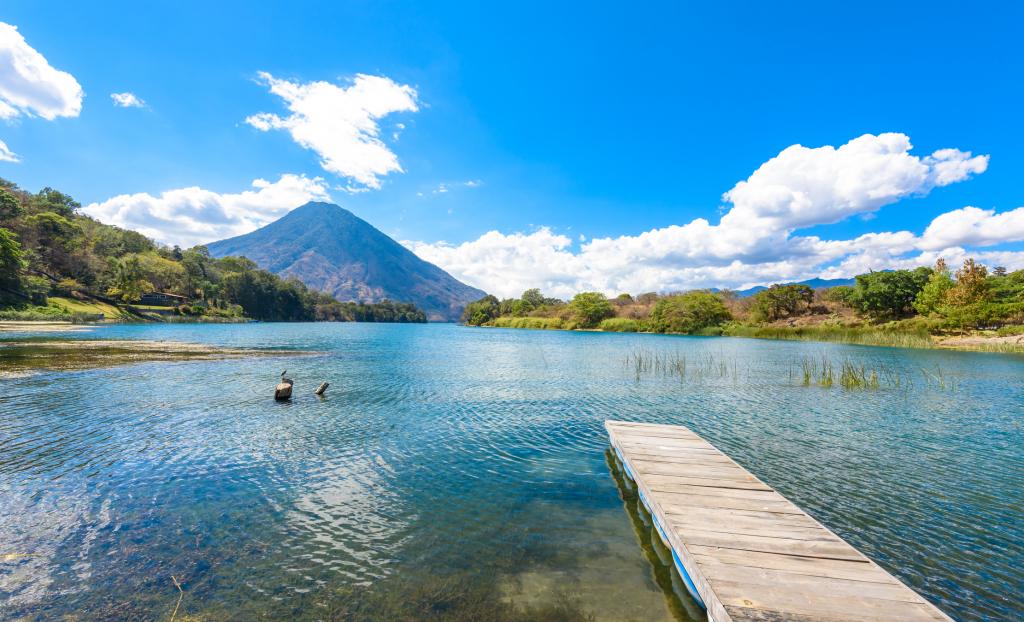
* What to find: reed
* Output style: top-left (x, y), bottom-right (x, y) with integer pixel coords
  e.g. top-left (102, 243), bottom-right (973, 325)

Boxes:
top-left (723, 324), bottom-right (934, 349)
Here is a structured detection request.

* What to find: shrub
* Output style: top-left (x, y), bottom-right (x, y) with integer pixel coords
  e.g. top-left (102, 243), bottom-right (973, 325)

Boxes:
top-left (649, 291), bottom-right (731, 333)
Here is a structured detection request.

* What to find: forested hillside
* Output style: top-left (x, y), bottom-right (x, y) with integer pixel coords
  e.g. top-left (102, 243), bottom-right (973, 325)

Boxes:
top-left (0, 179), bottom-right (426, 323)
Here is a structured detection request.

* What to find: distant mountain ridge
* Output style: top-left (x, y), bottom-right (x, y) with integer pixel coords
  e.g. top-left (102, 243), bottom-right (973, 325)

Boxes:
top-left (734, 277), bottom-right (856, 297)
top-left (207, 202), bottom-right (485, 321)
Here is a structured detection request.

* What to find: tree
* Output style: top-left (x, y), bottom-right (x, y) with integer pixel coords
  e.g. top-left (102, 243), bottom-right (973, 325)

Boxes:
top-left (946, 258), bottom-right (991, 307)
top-left (913, 259), bottom-right (954, 315)
top-left (521, 288), bottom-right (545, 308)
top-left (993, 266), bottom-right (1007, 277)
top-left (569, 292), bottom-right (615, 328)
top-left (107, 255), bottom-right (153, 303)
top-left (847, 268), bottom-right (931, 320)
top-left (461, 295), bottom-right (499, 325)
top-left (0, 187), bottom-right (22, 221)
top-left (30, 187), bottom-right (80, 217)
top-left (0, 227), bottom-right (26, 290)
top-left (750, 284), bottom-right (814, 322)
top-left (649, 291), bottom-right (731, 333)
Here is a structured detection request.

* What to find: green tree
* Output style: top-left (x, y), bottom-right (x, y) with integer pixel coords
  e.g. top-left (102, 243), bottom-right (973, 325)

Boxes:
top-left (569, 292), bottom-right (615, 328)
top-left (913, 259), bottom-right (954, 315)
top-left (521, 288), bottom-right (545, 308)
top-left (107, 255), bottom-right (153, 303)
top-left (0, 227), bottom-right (26, 290)
top-left (461, 294), bottom-right (500, 325)
top-left (750, 284), bottom-right (814, 322)
top-left (649, 291), bottom-right (731, 333)
top-left (847, 268), bottom-right (931, 320)
top-left (0, 187), bottom-right (23, 221)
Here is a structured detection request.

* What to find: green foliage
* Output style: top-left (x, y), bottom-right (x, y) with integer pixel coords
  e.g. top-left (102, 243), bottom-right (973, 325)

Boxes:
top-left (0, 187), bottom-right (22, 220)
top-left (846, 268), bottom-right (932, 320)
top-left (649, 291), bottom-right (731, 333)
top-left (462, 294), bottom-right (500, 325)
top-left (107, 255), bottom-right (154, 303)
top-left (521, 288), bottom-right (545, 308)
top-left (750, 284), bottom-right (813, 322)
top-left (913, 260), bottom-right (954, 315)
top-left (568, 292), bottom-right (614, 328)
top-left (597, 317), bottom-right (640, 332)
top-left (491, 316), bottom-right (566, 329)
top-left (0, 227), bottom-right (26, 290)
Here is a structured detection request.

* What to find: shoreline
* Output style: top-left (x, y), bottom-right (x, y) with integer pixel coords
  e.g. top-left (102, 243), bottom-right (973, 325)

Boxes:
top-left (469, 322), bottom-right (1024, 354)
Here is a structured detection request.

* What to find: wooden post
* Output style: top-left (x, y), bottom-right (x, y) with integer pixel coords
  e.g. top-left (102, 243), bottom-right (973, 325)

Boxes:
top-left (314, 382), bottom-right (329, 396)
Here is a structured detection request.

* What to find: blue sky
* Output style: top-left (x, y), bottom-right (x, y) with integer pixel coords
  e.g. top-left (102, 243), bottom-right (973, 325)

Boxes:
top-left (2, 2), bottom-right (1023, 297)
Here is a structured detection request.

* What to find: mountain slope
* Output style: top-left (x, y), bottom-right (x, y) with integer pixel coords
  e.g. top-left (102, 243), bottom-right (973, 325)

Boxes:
top-left (206, 202), bottom-right (485, 321)
top-left (735, 277), bottom-right (856, 297)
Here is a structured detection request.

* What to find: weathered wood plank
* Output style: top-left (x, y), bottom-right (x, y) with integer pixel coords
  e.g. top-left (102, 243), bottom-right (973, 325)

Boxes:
top-left (606, 420), bottom-right (953, 622)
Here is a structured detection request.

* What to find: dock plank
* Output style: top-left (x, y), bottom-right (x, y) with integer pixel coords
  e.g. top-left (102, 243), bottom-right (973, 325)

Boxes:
top-left (606, 420), bottom-right (953, 622)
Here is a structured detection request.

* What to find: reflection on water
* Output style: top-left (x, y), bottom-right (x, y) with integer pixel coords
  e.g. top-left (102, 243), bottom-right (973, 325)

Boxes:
top-left (0, 322), bottom-right (1021, 621)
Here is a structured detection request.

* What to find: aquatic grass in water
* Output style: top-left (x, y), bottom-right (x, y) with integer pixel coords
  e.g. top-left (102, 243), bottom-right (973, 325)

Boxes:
top-left (625, 347), bottom-right (738, 383)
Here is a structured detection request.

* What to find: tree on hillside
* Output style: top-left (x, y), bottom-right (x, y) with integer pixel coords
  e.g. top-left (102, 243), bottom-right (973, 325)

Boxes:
top-left (649, 291), bottom-right (731, 333)
top-left (847, 268), bottom-right (931, 320)
top-left (0, 187), bottom-right (23, 221)
top-left (107, 255), bottom-right (153, 303)
top-left (913, 258), bottom-right (954, 315)
top-left (569, 292), bottom-right (614, 328)
top-left (0, 228), bottom-right (26, 294)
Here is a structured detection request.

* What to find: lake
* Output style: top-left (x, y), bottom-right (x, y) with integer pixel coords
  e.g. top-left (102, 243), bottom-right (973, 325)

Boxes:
top-left (0, 323), bottom-right (1020, 621)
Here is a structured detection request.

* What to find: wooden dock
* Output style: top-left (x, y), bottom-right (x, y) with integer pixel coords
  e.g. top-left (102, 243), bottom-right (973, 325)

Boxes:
top-left (606, 420), bottom-right (953, 622)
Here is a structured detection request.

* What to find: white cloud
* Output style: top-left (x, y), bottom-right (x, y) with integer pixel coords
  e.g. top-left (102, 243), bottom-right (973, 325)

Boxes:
top-left (82, 174), bottom-right (331, 248)
top-left (0, 138), bottom-right (18, 162)
top-left (405, 133), bottom-right (1018, 298)
top-left (919, 206), bottom-right (1024, 250)
top-left (110, 92), bottom-right (144, 108)
top-left (429, 180), bottom-right (482, 195)
top-left (246, 72), bottom-right (418, 189)
top-left (0, 22), bottom-right (83, 120)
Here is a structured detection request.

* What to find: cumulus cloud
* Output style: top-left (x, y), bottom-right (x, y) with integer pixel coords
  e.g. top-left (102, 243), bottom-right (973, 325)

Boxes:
top-left (0, 138), bottom-right (18, 162)
top-left (83, 174), bottom-right (331, 248)
top-left (246, 72), bottom-right (418, 189)
top-left (0, 22), bottom-right (83, 120)
top-left (110, 92), bottom-right (144, 108)
top-left (406, 133), bottom-right (1019, 298)
top-left (919, 206), bottom-right (1024, 250)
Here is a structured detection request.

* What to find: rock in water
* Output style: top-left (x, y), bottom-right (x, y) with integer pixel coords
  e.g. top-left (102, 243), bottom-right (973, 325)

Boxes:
top-left (275, 381), bottom-right (293, 400)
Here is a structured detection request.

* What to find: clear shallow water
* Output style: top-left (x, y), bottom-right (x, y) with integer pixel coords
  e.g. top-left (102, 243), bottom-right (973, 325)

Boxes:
top-left (0, 323), bottom-right (1021, 621)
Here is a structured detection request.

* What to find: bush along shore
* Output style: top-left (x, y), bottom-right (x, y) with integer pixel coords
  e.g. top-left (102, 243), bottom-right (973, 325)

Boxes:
top-left (0, 179), bottom-right (427, 324)
top-left (461, 259), bottom-right (1024, 352)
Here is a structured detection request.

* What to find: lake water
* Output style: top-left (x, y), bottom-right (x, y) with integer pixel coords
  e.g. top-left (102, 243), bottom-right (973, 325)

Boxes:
top-left (0, 323), bottom-right (1021, 621)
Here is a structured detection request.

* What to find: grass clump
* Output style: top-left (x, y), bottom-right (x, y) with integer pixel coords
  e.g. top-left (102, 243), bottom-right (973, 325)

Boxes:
top-left (723, 323), bottom-right (933, 349)
top-left (490, 316), bottom-right (567, 330)
top-left (597, 317), bottom-right (640, 332)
